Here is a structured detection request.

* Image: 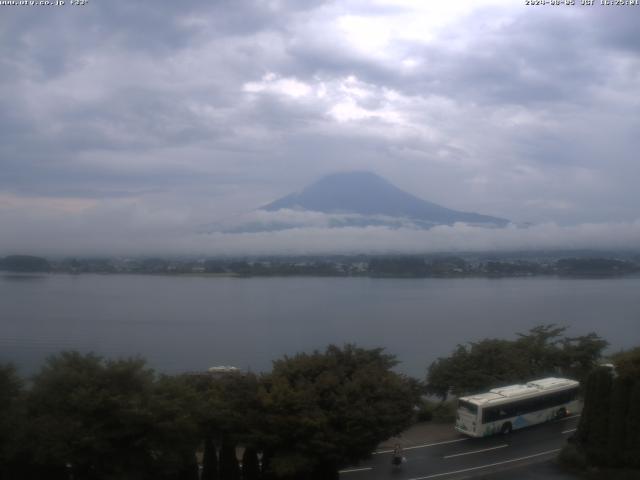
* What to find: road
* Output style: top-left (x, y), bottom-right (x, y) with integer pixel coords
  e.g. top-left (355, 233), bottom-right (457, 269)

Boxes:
top-left (339, 415), bottom-right (580, 480)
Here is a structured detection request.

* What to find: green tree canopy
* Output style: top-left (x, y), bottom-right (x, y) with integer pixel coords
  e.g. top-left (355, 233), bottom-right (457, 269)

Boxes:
top-left (23, 352), bottom-right (200, 480)
top-left (0, 364), bottom-right (25, 479)
top-left (611, 346), bottom-right (640, 379)
top-left (368, 256), bottom-right (429, 277)
top-left (0, 254), bottom-right (50, 272)
top-left (184, 370), bottom-right (264, 480)
top-left (259, 344), bottom-right (420, 479)
top-left (427, 325), bottom-right (608, 399)
top-left (571, 347), bottom-right (640, 470)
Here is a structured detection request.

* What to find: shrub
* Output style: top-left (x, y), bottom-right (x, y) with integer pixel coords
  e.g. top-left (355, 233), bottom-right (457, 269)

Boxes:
top-left (415, 400), bottom-right (433, 423)
top-left (431, 401), bottom-right (456, 423)
top-left (413, 399), bottom-right (457, 423)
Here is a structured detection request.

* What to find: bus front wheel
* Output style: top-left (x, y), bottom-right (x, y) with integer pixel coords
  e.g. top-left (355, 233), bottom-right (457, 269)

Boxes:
top-left (556, 408), bottom-right (567, 419)
top-left (500, 422), bottom-right (512, 435)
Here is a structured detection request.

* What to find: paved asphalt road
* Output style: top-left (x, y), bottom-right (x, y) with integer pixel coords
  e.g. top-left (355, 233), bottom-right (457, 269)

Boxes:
top-left (339, 415), bottom-right (580, 480)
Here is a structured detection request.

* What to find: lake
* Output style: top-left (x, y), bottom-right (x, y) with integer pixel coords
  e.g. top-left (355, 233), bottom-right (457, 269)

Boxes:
top-left (1, 274), bottom-right (639, 378)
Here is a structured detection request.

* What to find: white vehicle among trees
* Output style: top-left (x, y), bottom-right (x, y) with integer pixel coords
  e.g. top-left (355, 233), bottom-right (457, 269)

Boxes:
top-left (455, 377), bottom-right (580, 437)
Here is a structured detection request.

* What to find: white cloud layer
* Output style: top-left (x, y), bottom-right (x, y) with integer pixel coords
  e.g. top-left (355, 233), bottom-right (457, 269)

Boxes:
top-left (1, 198), bottom-right (639, 256)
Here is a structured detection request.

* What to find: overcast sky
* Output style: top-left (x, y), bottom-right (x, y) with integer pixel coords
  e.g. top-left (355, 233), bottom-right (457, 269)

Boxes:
top-left (1, 0), bottom-right (639, 255)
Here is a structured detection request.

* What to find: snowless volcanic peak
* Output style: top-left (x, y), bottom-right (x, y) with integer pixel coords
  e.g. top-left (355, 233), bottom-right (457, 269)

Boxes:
top-left (262, 171), bottom-right (509, 227)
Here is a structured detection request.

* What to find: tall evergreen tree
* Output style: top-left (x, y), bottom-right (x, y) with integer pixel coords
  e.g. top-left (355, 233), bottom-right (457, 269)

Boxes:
top-left (260, 450), bottom-right (275, 480)
top-left (219, 443), bottom-right (240, 480)
top-left (0, 364), bottom-right (24, 480)
top-left (624, 381), bottom-right (640, 468)
top-left (163, 452), bottom-right (199, 480)
top-left (615, 348), bottom-right (640, 469)
top-left (241, 447), bottom-right (260, 480)
top-left (573, 347), bottom-right (640, 470)
top-left (576, 367), bottom-right (613, 464)
top-left (201, 437), bottom-right (219, 480)
top-left (606, 377), bottom-right (632, 466)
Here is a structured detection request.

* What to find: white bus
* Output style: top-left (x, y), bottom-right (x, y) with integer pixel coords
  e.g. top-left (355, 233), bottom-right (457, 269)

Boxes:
top-left (455, 377), bottom-right (580, 437)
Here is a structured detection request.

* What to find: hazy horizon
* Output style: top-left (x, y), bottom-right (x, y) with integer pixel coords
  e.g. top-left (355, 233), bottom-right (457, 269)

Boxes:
top-left (2, 1), bottom-right (639, 255)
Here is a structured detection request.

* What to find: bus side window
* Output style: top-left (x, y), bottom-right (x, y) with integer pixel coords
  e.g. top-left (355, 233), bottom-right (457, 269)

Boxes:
top-left (520, 398), bottom-right (534, 415)
top-left (530, 397), bottom-right (541, 412)
top-left (483, 407), bottom-right (497, 424)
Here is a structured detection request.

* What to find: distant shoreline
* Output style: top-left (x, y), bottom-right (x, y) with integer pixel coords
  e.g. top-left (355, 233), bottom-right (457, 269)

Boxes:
top-left (3, 270), bottom-right (640, 280)
top-left (2, 253), bottom-right (639, 279)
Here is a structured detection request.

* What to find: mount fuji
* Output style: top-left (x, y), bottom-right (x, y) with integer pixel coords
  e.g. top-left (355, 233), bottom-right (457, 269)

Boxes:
top-left (259, 171), bottom-right (509, 228)
top-left (207, 172), bottom-right (509, 233)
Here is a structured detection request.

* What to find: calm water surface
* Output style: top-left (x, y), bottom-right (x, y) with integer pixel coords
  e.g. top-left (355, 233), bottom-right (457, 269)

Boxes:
top-left (1, 274), bottom-right (639, 378)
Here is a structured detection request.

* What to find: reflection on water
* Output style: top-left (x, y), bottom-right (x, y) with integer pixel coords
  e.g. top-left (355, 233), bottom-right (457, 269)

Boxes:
top-left (1, 274), bottom-right (639, 377)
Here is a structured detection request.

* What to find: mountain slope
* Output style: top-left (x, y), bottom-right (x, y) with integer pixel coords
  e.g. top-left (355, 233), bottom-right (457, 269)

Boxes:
top-left (262, 171), bottom-right (508, 227)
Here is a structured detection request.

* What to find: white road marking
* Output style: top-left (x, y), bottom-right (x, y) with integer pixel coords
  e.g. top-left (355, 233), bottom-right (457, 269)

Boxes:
top-left (443, 444), bottom-right (509, 459)
top-left (557, 414), bottom-right (581, 422)
top-left (338, 467), bottom-right (373, 474)
top-left (374, 414), bottom-right (581, 455)
top-left (562, 428), bottom-right (577, 434)
top-left (408, 448), bottom-right (561, 480)
top-left (373, 438), bottom-right (469, 455)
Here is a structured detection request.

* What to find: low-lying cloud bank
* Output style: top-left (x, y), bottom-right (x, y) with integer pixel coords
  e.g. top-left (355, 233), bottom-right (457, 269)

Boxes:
top-left (205, 208), bottom-right (454, 233)
top-left (199, 220), bottom-right (640, 256)
top-left (1, 202), bottom-right (639, 257)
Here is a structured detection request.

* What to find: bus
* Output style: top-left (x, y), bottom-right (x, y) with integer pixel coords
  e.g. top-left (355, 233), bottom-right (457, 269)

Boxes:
top-left (455, 377), bottom-right (580, 437)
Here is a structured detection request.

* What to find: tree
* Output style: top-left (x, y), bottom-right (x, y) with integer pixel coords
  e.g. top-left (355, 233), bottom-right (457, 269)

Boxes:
top-left (368, 257), bottom-right (428, 277)
top-left (0, 364), bottom-right (26, 479)
top-left (559, 333), bottom-right (609, 384)
top-left (201, 436), bottom-right (219, 480)
top-left (575, 367), bottom-right (613, 464)
top-left (571, 347), bottom-right (640, 470)
top-left (24, 352), bottom-right (200, 480)
top-left (515, 324), bottom-right (566, 377)
top-left (26, 352), bottom-right (157, 478)
top-left (606, 376), bottom-right (632, 465)
top-left (613, 347), bottom-right (640, 468)
top-left (427, 340), bottom-right (526, 399)
top-left (426, 325), bottom-right (608, 399)
top-left (624, 381), bottom-right (640, 468)
top-left (259, 344), bottom-right (420, 479)
top-left (612, 346), bottom-right (640, 380)
top-left (242, 447), bottom-right (261, 480)
top-left (556, 258), bottom-right (637, 276)
top-left (0, 255), bottom-right (50, 272)
top-left (219, 444), bottom-right (240, 480)
top-left (149, 375), bottom-right (202, 480)
top-left (187, 370), bottom-right (263, 479)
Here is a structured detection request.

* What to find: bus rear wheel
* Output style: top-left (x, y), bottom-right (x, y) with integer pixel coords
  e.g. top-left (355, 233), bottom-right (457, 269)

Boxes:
top-left (500, 422), bottom-right (512, 435)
